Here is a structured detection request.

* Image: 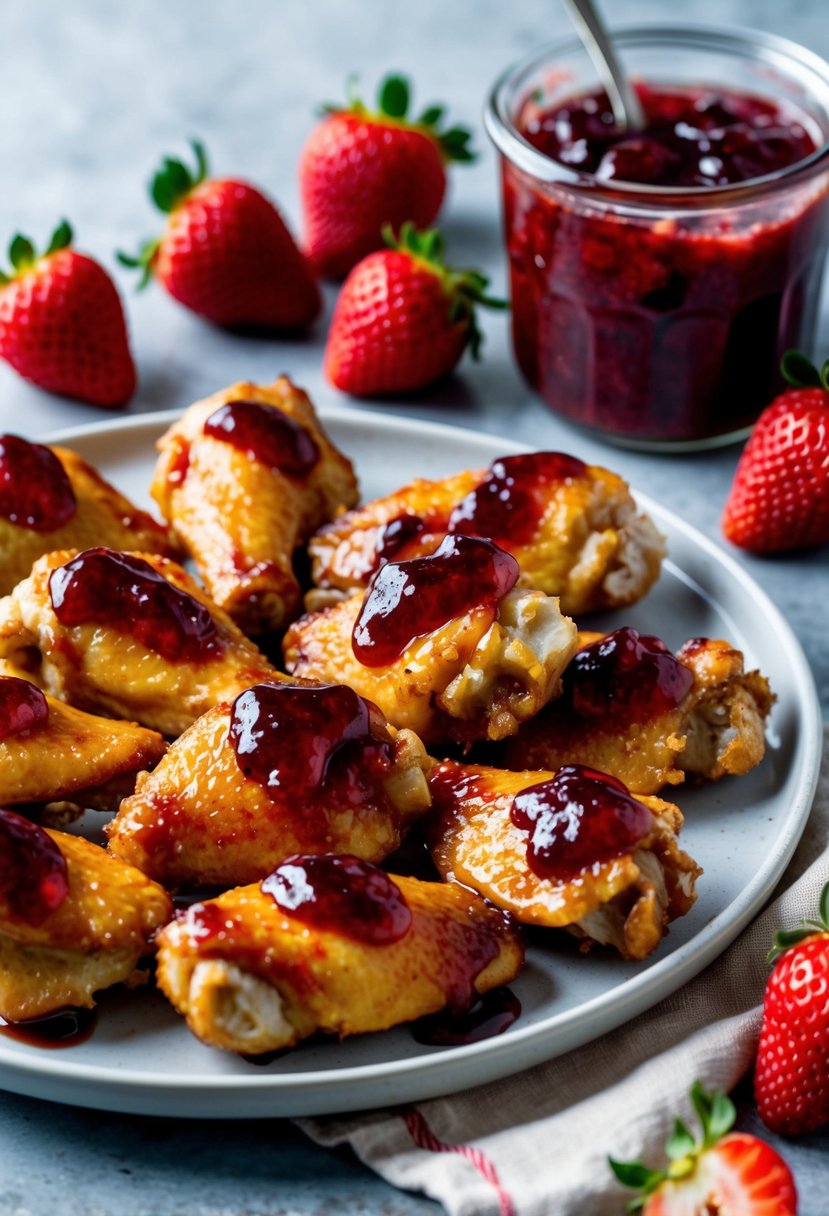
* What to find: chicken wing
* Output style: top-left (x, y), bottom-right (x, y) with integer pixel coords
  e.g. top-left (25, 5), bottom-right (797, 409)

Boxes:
top-left (156, 854), bottom-right (523, 1055)
top-left (427, 760), bottom-right (701, 960)
top-left (0, 548), bottom-right (281, 736)
top-left (108, 681), bottom-right (432, 887)
top-left (0, 434), bottom-right (179, 596)
top-left (284, 536), bottom-right (578, 746)
top-left (499, 630), bottom-right (774, 794)
top-left (308, 451), bottom-right (665, 617)
top-left (0, 667), bottom-right (165, 812)
top-left (0, 810), bottom-right (172, 1021)
top-left (151, 378), bottom-right (359, 634)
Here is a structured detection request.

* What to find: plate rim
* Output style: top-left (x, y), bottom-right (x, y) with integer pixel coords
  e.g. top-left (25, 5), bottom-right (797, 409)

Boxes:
top-left (0, 406), bottom-right (820, 1113)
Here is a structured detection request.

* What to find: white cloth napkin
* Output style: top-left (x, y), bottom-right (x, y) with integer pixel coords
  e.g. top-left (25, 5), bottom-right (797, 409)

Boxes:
top-left (299, 729), bottom-right (829, 1215)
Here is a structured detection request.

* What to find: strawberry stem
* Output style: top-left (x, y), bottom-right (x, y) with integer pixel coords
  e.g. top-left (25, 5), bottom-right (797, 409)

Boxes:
top-left (326, 73), bottom-right (476, 163)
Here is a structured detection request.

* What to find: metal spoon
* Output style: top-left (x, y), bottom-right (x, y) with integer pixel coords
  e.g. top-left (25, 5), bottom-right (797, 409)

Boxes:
top-left (561, 0), bottom-right (645, 131)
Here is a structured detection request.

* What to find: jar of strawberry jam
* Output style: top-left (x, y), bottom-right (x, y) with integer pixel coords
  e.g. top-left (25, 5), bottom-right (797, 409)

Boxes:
top-left (485, 26), bottom-right (829, 448)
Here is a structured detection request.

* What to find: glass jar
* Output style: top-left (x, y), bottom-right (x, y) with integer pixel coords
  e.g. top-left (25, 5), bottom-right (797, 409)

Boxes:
top-left (485, 25), bottom-right (829, 450)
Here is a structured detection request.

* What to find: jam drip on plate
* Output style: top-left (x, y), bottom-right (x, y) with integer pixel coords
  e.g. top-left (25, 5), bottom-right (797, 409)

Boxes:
top-left (412, 986), bottom-right (521, 1046)
top-left (229, 682), bottom-right (394, 803)
top-left (522, 84), bottom-right (817, 187)
top-left (449, 452), bottom-right (587, 547)
top-left (260, 854), bottom-right (413, 946)
top-left (0, 808), bottom-right (69, 925)
top-left (0, 676), bottom-right (49, 742)
top-left (352, 534), bottom-right (520, 667)
top-left (564, 627), bottom-right (695, 723)
top-left (0, 1007), bottom-right (97, 1049)
top-left (49, 547), bottom-right (222, 664)
top-left (0, 434), bottom-right (77, 533)
top-left (510, 765), bottom-right (654, 880)
top-left (204, 400), bottom-right (320, 476)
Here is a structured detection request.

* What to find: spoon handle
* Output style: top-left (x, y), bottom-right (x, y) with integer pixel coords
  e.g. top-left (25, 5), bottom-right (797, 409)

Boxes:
top-left (561, 0), bottom-right (646, 131)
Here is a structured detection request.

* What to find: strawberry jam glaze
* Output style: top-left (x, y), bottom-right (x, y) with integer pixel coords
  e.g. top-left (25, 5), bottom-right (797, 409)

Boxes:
top-left (0, 435), bottom-right (77, 532)
top-left (0, 1007), bottom-right (97, 1049)
top-left (448, 452), bottom-right (587, 546)
top-left (0, 676), bottom-right (49, 741)
top-left (352, 534), bottom-right (520, 667)
top-left (49, 548), bottom-right (222, 663)
top-left (563, 627), bottom-right (694, 722)
top-left (412, 986), bottom-right (521, 1046)
top-left (0, 808), bottom-right (69, 925)
top-left (229, 682), bottom-right (393, 803)
top-left (204, 400), bottom-right (320, 475)
top-left (506, 84), bottom-right (829, 442)
top-left (510, 765), bottom-right (654, 880)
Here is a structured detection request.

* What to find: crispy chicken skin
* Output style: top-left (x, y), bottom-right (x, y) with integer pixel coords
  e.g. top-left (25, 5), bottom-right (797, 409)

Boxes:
top-left (283, 587), bottom-right (579, 746)
top-left (107, 696), bottom-right (433, 887)
top-left (307, 460), bottom-right (665, 617)
top-left (500, 636), bottom-right (774, 795)
top-left (427, 761), bottom-right (701, 961)
top-left (0, 667), bottom-right (165, 812)
top-left (0, 550), bottom-right (281, 736)
top-left (151, 378), bottom-right (359, 634)
top-left (156, 871), bottom-right (523, 1055)
top-left (0, 827), bottom-right (172, 1021)
top-left (0, 444), bottom-right (179, 597)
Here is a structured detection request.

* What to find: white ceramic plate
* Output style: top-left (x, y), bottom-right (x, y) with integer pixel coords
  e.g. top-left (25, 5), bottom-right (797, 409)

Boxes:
top-left (0, 409), bottom-right (822, 1119)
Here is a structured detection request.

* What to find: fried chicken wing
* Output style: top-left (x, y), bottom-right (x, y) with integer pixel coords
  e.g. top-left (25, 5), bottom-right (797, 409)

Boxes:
top-left (108, 681), bottom-right (432, 887)
top-left (0, 548), bottom-right (281, 736)
top-left (151, 378), bottom-right (359, 634)
top-left (0, 668), bottom-right (165, 813)
top-left (0, 811), bottom-right (172, 1020)
top-left (156, 855), bottom-right (523, 1055)
top-left (284, 536), bottom-right (578, 746)
top-left (428, 761), bottom-right (701, 960)
top-left (308, 450), bottom-right (665, 617)
top-left (0, 434), bottom-right (179, 596)
top-left (499, 630), bottom-right (773, 794)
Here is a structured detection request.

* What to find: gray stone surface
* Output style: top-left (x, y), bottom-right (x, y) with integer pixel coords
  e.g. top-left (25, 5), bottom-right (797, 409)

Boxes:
top-left (0, 0), bottom-right (826, 1212)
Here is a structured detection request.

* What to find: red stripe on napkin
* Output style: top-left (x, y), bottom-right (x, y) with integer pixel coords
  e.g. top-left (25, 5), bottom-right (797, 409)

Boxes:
top-left (402, 1106), bottom-right (516, 1216)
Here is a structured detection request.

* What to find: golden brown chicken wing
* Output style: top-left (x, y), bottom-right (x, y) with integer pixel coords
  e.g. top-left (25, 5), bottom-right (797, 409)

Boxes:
top-left (0, 434), bottom-right (179, 596)
top-left (156, 854), bottom-right (523, 1055)
top-left (0, 810), bottom-right (172, 1021)
top-left (499, 630), bottom-right (773, 794)
top-left (284, 535), bottom-right (578, 746)
top-left (0, 548), bottom-right (281, 736)
top-left (428, 760), bottom-right (701, 960)
top-left (0, 667), bottom-right (165, 813)
top-left (308, 450), bottom-right (665, 616)
top-left (108, 681), bottom-right (432, 887)
top-left (151, 378), bottom-right (359, 634)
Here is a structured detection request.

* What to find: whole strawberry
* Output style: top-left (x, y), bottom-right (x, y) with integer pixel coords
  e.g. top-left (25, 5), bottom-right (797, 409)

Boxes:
top-left (119, 141), bottom-right (319, 331)
top-left (611, 1080), bottom-right (797, 1214)
top-left (325, 224), bottom-right (503, 397)
top-left (722, 351), bottom-right (829, 553)
top-left (300, 73), bottom-right (474, 279)
top-left (755, 880), bottom-right (829, 1137)
top-left (0, 221), bottom-right (135, 408)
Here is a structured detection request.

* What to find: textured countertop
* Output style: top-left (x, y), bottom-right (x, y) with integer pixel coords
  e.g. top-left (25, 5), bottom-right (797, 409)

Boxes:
top-left (0, 0), bottom-right (826, 1212)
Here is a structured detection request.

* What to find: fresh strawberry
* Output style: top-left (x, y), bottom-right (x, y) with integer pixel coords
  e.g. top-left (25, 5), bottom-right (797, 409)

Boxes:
top-left (755, 881), bottom-right (829, 1137)
top-left (300, 73), bottom-right (474, 279)
top-left (722, 351), bottom-right (829, 553)
top-left (610, 1081), bottom-right (797, 1214)
top-left (324, 224), bottom-right (503, 397)
top-left (0, 221), bottom-right (135, 408)
top-left (119, 141), bottom-right (319, 331)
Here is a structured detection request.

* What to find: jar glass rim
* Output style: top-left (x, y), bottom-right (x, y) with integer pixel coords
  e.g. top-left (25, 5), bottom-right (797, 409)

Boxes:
top-left (484, 22), bottom-right (829, 203)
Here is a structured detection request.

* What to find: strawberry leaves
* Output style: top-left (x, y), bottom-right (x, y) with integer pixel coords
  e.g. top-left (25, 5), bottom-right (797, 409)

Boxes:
top-left (780, 348), bottom-right (829, 390)
top-left (0, 221), bottom-right (73, 284)
top-left (768, 879), bottom-right (829, 963)
top-left (333, 72), bottom-right (476, 163)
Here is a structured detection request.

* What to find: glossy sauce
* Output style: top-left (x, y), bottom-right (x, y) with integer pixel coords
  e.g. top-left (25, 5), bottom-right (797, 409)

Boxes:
top-left (449, 452), bottom-right (587, 546)
top-left (352, 534), bottom-right (520, 667)
top-left (204, 400), bottom-right (320, 476)
top-left (411, 986), bottom-right (521, 1046)
top-left (0, 435), bottom-right (77, 532)
top-left (229, 682), bottom-right (394, 804)
top-left (371, 513), bottom-right (429, 572)
top-left (49, 548), bottom-right (222, 663)
top-left (0, 809), bottom-right (69, 924)
top-left (510, 765), bottom-right (654, 880)
top-left (0, 1007), bottom-right (96, 1049)
top-left (564, 627), bottom-right (695, 722)
top-left (260, 854), bottom-right (413, 945)
top-left (0, 676), bottom-right (49, 742)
